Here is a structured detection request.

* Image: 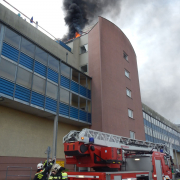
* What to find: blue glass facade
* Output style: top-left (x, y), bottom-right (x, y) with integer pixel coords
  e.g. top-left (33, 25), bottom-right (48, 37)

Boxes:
top-left (143, 111), bottom-right (180, 151)
top-left (0, 23), bottom-right (91, 124)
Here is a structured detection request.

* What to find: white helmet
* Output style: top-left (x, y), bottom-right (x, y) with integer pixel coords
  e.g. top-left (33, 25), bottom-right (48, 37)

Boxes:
top-left (37, 163), bottom-right (44, 169)
top-left (52, 164), bottom-right (61, 173)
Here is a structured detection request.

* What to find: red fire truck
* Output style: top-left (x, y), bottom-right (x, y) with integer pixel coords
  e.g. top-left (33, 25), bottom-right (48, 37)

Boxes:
top-left (63, 129), bottom-right (174, 180)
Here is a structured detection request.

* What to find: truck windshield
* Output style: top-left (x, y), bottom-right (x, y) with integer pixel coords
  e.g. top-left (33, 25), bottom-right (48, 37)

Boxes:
top-left (164, 156), bottom-right (168, 165)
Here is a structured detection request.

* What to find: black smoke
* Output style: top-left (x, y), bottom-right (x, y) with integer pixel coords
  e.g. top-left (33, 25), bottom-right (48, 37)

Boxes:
top-left (62, 0), bottom-right (122, 42)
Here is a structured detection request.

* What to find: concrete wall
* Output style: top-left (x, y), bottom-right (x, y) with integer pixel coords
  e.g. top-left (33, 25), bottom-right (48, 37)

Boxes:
top-left (67, 34), bottom-right (89, 74)
top-left (89, 17), bottom-right (145, 140)
top-left (79, 34), bottom-right (89, 73)
top-left (0, 105), bottom-right (81, 158)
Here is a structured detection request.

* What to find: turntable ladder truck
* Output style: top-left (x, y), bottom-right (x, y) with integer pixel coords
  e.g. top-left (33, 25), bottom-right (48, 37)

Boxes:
top-left (63, 128), bottom-right (174, 180)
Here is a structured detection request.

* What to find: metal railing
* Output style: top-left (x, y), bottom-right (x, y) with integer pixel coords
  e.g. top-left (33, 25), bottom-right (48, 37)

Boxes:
top-left (6, 166), bottom-right (32, 180)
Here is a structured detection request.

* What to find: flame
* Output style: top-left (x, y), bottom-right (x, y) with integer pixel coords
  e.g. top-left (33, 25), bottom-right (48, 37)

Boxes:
top-left (66, 32), bottom-right (81, 42)
top-left (75, 32), bottom-right (81, 38)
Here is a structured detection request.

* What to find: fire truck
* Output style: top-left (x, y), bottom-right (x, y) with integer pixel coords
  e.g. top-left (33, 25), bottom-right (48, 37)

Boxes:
top-left (63, 129), bottom-right (174, 180)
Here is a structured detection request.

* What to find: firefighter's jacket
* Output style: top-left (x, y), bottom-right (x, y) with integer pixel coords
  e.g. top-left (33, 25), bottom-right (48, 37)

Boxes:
top-left (33, 160), bottom-right (54, 180)
top-left (49, 172), bottom-right (68, 180)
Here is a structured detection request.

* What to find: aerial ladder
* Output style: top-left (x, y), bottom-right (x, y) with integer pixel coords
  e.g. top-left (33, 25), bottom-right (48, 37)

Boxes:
top-left (63, 129), bottom-right (174, 180)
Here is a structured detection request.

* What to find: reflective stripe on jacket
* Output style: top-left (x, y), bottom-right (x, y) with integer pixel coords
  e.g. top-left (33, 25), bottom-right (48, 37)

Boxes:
top-left (62, 172), bottom-right (68, 179)
top-left (49, 176), bottom-right (61, 180)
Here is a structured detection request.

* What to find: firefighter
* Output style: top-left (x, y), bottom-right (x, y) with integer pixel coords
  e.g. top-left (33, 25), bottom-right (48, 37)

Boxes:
top-left (49, 164), bottom-right (68, 180)
top-left (33, 159), bottom-right (55, 180)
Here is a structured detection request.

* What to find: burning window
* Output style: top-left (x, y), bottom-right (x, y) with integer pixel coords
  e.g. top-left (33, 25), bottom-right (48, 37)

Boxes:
top-left (123, 51), bottom-right (128, 61)
top-left (80, 44), bottom-right (88, 54)
top-left (81, 64), bottom-right (88, 73)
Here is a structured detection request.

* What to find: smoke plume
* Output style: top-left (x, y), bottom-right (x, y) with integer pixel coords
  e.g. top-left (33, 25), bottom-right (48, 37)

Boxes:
top-left (62, 0), bottom-right (122, 42)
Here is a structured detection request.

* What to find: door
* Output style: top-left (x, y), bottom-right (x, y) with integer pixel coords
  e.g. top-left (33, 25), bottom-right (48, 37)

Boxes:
top-left (155, 160), bottom-right (162, 180)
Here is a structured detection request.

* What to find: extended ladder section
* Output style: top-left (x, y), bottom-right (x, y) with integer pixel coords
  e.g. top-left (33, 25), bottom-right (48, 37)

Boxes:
top-left (63, 128), bottom-right (171, 154)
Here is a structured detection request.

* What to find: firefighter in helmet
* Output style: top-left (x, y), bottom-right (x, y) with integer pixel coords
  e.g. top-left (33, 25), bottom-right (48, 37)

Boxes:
top-left (49, 164), bottom-right (68, 180)
top-left (33, 159), bottom-right (55, 180)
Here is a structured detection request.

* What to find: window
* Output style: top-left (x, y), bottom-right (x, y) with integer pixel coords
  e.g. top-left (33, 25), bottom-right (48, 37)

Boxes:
top-left (128, 109), bottom-right (133, 118)
top-left (87, 78), bottom-right (91, 90)
top-left (126, 88), bottom-right (131, 97)
top-left (81, 64), bottom-right (88, 73)
top-left (125, 70), bottom-right (130, 78)
top-left (61, 63), bottom-right (70, 78)
top-left (35, 47), bottom-right (47, 65)
top-left (80, 44), bottom-right (88, 54)
top-left (0, 58), bottom-right (17, 81)
top-left (46, 81), bottom-right (58, 99)
top-left (70, 93), bottom-right (78, 108)
top-left (151, 117), bottom-right (154, 123)
top-left (16, 67), bottom-right (32, 88)
top-left (150, 130), bottom-right (152, 137)
top-left (71, 69), bottom-right (79, 83)
top-left (164, 156), bottom-right (168, 165)
top-left (80, 73), bottom-right (86, 87)
top-left (0, 23), bottom-right (2, 34)
top-left (130, 131), bottom-right (135, 139)
top-left (48, 55), bottom-right (59, 72)
top-left (144, 126), bottom-right (147, 134)
top-left (143, 112), bottom-right (146, 119)
top-left (60, 88), bottom-right (69, 104)
top-left (4, 28), bottom-right (20, 49)
top-left (21, 38), bottom-right (35, 57)
top-left (80, 97), bottom-right (86, 111)
top-left (123, 51), bottom-right (128, 61)
top-left (87, 100), bottom-right (91, 113)
top-left (32, 75), bottom-right (46, 94)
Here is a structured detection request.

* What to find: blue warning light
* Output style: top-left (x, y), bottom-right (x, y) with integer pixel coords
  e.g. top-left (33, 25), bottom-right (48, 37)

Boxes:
top-left (89, 137), bottom-right (94, 143)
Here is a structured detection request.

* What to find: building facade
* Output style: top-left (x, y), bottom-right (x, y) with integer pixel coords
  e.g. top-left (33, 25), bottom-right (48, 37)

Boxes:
top-left (0, 4), bottom-right (92, 179)
top-left (0, 3), bottom-right (179, 180)
top-left (67, 17), bottom-right (145, 140)
top-left (142, 103), bottom-right (180, 168)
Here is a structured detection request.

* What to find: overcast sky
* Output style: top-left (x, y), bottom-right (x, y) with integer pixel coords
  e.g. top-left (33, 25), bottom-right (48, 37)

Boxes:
top-left (1, 0), bottom-right (180, 124)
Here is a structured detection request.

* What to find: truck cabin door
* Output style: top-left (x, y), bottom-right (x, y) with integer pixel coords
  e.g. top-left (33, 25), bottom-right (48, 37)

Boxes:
top-left (155, 160), bottom-right (163, 180)
top-left (163, 156), bottom-right (171, 178)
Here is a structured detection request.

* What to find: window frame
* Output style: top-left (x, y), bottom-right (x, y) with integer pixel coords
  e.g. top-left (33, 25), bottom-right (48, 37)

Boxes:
top-left (128, 109), bottom-right (133, 119)
top-left (123, 51), bottom-right (128, 61)
top-left (80, 44), bottom-right (88, 54)
top-left (130, 131), bottom-right (135, 139)
top-left (126, 88), bottom-right (132, 98)
top-left (80, 64), bottom-right (88, 73)
top-left (125, 69), bottom-right (130, 78)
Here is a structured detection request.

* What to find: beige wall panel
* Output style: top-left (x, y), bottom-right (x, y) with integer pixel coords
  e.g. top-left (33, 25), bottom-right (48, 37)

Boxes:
top-left (80, 53), bottom-right (88, 67)
top-left (67, 38), bottom-right (80, 69)
top-left (67, 42), bottom-right (74, 50)
top-left (80, 34), bottom-right (88, 46)
top-left (173, 151), bottom-right (180, 167)
top-left (0, 106), bottom-right (81, 158)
